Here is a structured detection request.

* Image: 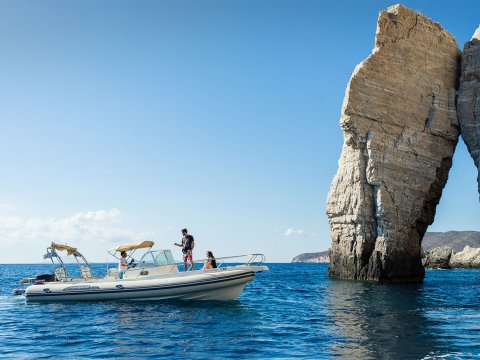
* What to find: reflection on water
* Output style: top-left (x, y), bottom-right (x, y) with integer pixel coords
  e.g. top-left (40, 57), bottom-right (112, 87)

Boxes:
top-left (323, 269), bottom-right (480, 359)
top-left (324, 280), bottom-right (438, 359)
top-left (0, 264), bottom-right (479, 358)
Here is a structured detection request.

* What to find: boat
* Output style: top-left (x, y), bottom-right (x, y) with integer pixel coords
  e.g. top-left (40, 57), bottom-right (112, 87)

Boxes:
top-left (15, 241), bottom-right (268, 302)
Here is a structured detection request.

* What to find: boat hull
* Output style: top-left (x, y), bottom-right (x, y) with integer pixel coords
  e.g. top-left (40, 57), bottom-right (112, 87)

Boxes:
top-left (25, 268), bottom-right (259, 302)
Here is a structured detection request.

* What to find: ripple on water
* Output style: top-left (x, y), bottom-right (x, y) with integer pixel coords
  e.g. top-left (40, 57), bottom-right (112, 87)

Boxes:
top-left (0, 264), bottom-right (479, 358)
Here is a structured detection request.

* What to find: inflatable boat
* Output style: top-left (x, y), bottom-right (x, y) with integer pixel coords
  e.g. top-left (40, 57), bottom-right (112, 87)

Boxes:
top-left (17, 241), bottom-right (268, 302)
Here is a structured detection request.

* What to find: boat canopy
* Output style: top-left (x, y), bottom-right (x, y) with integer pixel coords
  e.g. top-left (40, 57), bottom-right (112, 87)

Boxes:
top-left (43, 242), bottom-right (93, 280)
top-left (108, 240), bottom-right (154, 253)
top-left (51, 242), bottom-right (79, 256)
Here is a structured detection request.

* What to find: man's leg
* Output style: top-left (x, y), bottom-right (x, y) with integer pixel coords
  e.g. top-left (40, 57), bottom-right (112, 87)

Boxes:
top-left (190, 258), bottom-right (195, 271)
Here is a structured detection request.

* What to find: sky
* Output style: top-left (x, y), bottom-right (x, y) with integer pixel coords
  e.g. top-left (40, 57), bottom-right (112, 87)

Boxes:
top-left (0, 0), bottom-right (479, 263)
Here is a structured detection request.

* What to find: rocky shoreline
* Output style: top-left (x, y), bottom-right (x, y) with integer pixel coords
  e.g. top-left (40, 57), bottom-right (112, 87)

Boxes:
top-left (423, 246), bottom-right (480, 269)
top-left (293, 247), bottom-right (480, 269)
top-left (293, 231), bottom-right (480, 267)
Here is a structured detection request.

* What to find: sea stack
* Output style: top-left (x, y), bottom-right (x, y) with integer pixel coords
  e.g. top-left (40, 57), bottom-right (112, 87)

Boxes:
top-left (326, 5), bottom-right (460, 282)
top-left (457, 27), bottom-right (480, 201)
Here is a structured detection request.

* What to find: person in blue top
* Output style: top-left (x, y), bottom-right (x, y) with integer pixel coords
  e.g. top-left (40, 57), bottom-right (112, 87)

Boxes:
top-left (174, 228), bottom-right (195, 271)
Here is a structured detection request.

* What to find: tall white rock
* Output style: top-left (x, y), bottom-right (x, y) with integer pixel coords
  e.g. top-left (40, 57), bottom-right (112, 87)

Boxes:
top-left (326, 5), bottom-right (460, 281)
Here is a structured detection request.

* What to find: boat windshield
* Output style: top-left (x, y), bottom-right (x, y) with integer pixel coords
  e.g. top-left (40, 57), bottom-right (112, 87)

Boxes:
top-left (139, 250), bottom-right (175, 266)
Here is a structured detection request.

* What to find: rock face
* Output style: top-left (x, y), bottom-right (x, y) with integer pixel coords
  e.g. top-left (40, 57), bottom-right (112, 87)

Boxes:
top-left (449, 246), bottom-right (480, 268)
top-left (422, 246), bottom-right (453, 269)
top-left (326, 5), bottom-right (460, 282)
top-left (457, 27), bottom-right (480, 200)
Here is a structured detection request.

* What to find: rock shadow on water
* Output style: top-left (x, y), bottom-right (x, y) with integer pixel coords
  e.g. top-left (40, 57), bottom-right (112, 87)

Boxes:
top-left (322, 279), bottom-right (442, 359)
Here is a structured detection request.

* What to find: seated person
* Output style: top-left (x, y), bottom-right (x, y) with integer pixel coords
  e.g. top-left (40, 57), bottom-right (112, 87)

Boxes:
top-left (203, 251), bottom-right (217, 270)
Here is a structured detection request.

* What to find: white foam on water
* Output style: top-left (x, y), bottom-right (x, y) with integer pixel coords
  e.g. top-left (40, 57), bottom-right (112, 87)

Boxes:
top-left (0, 295), bottom-right (25, 308)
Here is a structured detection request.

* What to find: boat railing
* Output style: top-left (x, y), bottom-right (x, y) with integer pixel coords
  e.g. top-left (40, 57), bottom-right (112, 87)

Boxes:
top-left (181, 253), bottom-right (266, 271)
top-left (245, 253), bottom-right (266, 265)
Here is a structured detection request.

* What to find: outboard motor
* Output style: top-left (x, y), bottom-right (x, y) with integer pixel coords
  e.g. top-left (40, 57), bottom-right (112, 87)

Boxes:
top-left (13, 277), bottom-right (36, 296)
top-left (12, 288), bottom-right (25, 296)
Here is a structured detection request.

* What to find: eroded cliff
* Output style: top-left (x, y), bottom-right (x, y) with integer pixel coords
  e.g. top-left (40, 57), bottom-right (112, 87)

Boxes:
top-left (326, 4), bottom-right (460, 282)
top-left (458, 27), bottom-right (480, 200)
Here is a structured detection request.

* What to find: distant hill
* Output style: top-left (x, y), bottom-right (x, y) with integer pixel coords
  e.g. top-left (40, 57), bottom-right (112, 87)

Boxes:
top-left (292, 231), bottom-right (480, 263)
top-left (291, 251), bottom-right (329, 263)
top-left (422, 231), bottom-right (480, 252)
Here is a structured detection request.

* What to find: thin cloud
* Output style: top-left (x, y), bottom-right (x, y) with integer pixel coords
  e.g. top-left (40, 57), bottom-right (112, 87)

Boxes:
top-left (284, 228), bottom-right (309, 237)
top-left (0, 209), bottom-right (153, 246)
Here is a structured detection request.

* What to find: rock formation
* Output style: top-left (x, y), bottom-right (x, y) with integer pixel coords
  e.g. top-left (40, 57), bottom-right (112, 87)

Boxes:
top-left (457, 27), bottom-right (480, 200)
top-left (326, 5), bottom-right (460, 282)
top-left (423, 245), bottom-right (480, 269)
top-left (422, 246), bottom-right (453, 269)
top-left (449, 246), bottom-right (480, 268)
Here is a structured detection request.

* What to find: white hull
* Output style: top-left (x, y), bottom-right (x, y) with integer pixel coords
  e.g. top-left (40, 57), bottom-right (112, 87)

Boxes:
top-left (25, 266), bottom-right (267, 302)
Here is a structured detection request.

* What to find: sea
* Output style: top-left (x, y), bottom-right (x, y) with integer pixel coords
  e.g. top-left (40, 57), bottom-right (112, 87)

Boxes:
top-left (0, 263), bottom-right (479, 359)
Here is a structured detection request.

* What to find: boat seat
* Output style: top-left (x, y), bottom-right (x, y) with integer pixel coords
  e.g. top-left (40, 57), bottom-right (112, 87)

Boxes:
top-left (55, 268), bottom-right (67, 281)
top-left (80, 266), bottom-right (93, 279)
top-left (108, 268), bottom-right (120, 278)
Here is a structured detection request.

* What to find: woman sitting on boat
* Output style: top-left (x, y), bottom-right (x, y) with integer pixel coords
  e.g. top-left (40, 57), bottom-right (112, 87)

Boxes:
top-left (203, 251), bottom-right (217, 270)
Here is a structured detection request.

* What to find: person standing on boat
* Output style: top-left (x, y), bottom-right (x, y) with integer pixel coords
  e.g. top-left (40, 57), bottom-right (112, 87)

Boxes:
top-left (118, 251), bottom-right (128, 279)
top-left (174, 228), bottom-right (195, 271)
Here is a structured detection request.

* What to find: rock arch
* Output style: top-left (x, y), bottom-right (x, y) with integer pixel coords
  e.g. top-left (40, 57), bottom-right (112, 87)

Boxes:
top-left (458, 28), bottom-right (480, 201)
top-left (326, 4), bottom-right (480, 282)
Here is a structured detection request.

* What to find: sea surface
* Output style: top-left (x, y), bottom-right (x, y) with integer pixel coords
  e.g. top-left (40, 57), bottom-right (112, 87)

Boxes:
top-left (0, 263), bottom-right (479, 359)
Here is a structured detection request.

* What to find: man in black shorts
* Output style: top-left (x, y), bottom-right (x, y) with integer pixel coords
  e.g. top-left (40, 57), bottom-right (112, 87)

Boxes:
top-left (174, 228), bottom-right (195, 271)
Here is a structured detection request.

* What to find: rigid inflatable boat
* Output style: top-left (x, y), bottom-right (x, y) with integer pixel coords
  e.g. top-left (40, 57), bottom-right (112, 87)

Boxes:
top-left (17, 241), bottom-right (268, 302)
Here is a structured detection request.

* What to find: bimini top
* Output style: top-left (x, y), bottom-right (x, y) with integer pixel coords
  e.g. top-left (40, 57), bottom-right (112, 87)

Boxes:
top-left (50, 242), bottom-right (79, 256)
top-left (108, 240), bottom-right (154, 253)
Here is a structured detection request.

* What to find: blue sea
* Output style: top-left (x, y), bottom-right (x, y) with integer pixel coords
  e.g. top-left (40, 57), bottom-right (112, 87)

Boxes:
top-left (0, 263), bottom-right (479, 359)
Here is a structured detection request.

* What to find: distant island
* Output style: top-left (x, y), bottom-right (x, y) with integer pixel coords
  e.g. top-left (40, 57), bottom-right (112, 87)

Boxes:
top-left (291, 250), bottom-right (329, 263)
top-left (292, 231), bottom-right (480, 263)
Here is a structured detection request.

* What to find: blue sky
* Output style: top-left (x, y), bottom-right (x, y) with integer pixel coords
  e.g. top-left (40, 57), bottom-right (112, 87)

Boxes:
top-left (0, 0), bottom-right (479, 263)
